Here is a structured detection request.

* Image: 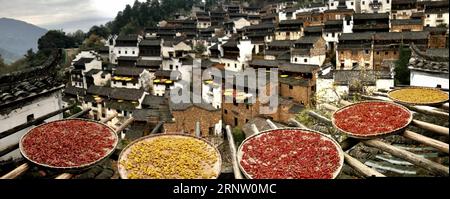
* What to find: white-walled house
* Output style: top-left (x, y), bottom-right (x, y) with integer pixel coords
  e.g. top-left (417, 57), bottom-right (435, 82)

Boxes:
top-left (70, 52), bottom-right (103, 89)
top-left (360, 0), bottom-right (391, 14)
top-left (328, 0), bottom-right (360, 11)
top-left (220, 39), bottom-right (255, 72)
top-left (111, 35), bottom-right (141, 64)
top-left (409, 46), bottom-right (449, 89)
top-left (291, 36), bottom-right (327, 66)
top-left (424, 1), bottom-right (449, 27)
top-left (0, 82), bottom-right (64, 162)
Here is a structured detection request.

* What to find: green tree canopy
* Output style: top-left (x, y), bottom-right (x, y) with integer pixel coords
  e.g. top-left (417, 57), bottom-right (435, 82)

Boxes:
top-left (394, 45), bottom-right (411, 85)
top-left (38, 30), bottom-right (76, 51)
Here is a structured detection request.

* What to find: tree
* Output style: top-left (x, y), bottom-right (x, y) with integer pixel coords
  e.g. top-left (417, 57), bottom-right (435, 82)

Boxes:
top-left (87, 25), bottom-right (110, 39)
top-left (80, 34), bottom-right (105, 51)
top-left (394, 45), bottom-right (411, 85)
top-left (194, 43), bottom-right (207, 55)
top-left (25, 48), bottom-right (35, 62)
top-left (38, 30), bottom-right (76, 51)
top-left (0, 54), bottom-right (5, 68)
top-left (68, 30), bottom-right (86, 46)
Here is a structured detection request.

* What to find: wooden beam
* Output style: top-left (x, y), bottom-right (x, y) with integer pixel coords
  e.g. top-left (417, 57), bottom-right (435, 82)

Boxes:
top-left (55, 173), bottom-right (74, 179)
top-left (266, 119), bottom-right (278, 129)
top-left (412, 120), bottom-right (449, 136)
top-left (0, 105), bottom-right (76, 139)
top-left (150, 121), bottom-right (164, 134)
top-left (67, 108), bottom-right (92, 119)
top-left (0, 143), bottom-right (19, 158)
top-left (115, 117), bottom-right (135, 133)
top-left (402, 130), bottom-right (449, 154)
top-left (363, 139), bottom-right (449, 176)
top-left (344, 153), bottom-right (385, 177)
top-left (0, 163), bottom-right (30, 179)
top-left (287, 118), bottom-right (308, 129)
top-left (308, 110), bottom-right (332, 124)
top-left (100, 112), bottom-right (118, 123)
top-left (225, 125), bottom-right (244, 179)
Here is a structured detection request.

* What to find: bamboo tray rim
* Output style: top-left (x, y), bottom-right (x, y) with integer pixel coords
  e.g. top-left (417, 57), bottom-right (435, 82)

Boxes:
top-left (331, 101), bottom-right (414, 140)
top-left (236, 127), bottom-right (345, 179)
top-left (19, 118), bottom-right (119, 171)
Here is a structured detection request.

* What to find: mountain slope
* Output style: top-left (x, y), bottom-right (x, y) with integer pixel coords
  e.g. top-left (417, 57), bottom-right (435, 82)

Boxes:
top-left (0, 18), bottom-right (47, 63)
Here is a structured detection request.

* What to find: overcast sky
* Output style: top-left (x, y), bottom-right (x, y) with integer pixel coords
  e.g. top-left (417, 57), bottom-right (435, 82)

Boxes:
top-left (0, 0), bottom-right (145, 32)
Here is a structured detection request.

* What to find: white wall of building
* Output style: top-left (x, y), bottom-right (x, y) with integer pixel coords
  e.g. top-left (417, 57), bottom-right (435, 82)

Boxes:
top-left (360, 0), bottom-right (391, 14)
top-left (424, 13), bottom-right (449, 27)
top-left (0, 91), bottom-right (63, 162)
top-left (291, 54), bottom-right (326, 66)
top-left (410, 71), bottom-right (449, 89)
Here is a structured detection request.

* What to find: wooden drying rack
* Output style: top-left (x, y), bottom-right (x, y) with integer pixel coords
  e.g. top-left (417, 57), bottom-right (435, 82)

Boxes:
top-left (226, 89), bottom-right (449, 179)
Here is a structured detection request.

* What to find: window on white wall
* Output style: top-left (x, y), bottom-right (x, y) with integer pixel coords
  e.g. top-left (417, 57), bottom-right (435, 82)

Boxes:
top-left (304, 59), bottom-right (307, 63)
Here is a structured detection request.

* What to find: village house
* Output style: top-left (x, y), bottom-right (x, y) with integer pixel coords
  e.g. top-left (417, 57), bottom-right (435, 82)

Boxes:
top-left (390, 19), bottom-right (424, 32)
top-left (278, 63), bottom-right (320, 106)
top-left (69, 51), bottom-right (103, 89)
top-left (323, 20), bottom-right (344, 51)
top-left (1, 77), bottom-right (64, 162)
top-left (243, 23), bottom-right (276, 54)
top-left (165, 98), bottom-right (222, 137)
top-left (336, 32), bottom-right (374, 70)
top-left (275, 20), bottom-right (304, 41)
top-left (210, 7), bottom-right (227, 26)
top-left (197, 13), bottom-right (212, 29)
top-left (111, 35), bottom-right (141, 64)
top-left (424, 0), bottom-right (449, 27)
top-left (152, 70), bottom-right (182, 97)
top-left (296, 11), bottom-right (324, 27)
top-left (201, 60), bottom-right (225, 109)
top-left (391, 0), bottom-right (419, 20)
top-left (426, 27), bottom-right (449, 49)
top-left (110, 67), bottom-right (145, 89)
top-left (372, 31), bottom-right (429, 70)
top-left (409, 44), bottom-right (449, 89)
top-left (224, 18), bottom-right (251, 35)
top-left (220, 38), bottom-right (254, 72)
top-left (351, 13), bottom-right (390, 33)
top-left (303, 25), bottom-right (324, 37)
top-left (323, 7), bottom-right (354, 21)
top-left (360, 0), bottom-right (391, 14)
top-left (264, 40), bottom-right (294, 60)
top-left (328, 0), bottom-right (360, 12)
top-left (291, 36), bottom-right (327, 66)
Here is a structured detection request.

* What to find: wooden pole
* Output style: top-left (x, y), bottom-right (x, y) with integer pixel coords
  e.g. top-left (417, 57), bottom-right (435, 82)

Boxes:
top-left (225, 125), bottom-right (244, 179)
top-left (308, 111), bottom-right (332, 124)
top-left (412, 119), bottom-right (449, 136)
top-left (266, 119), bottom-right (278, 129)
top-left (100, 112), bottom-right (118, 123)
top-left (288, 118), bottom-right (308, 129)
top-left (67, 108), bottom-right (92, 119)
top-left (402, 130), bottom-right (449, 154)
top-left (0, 163), bottom-right (30, 179)
top-left (251, 124), bottom-right (260, 135)
top-left (55, 173), bottom-right (74, 179)
top-left (343, 153), bottom-right (385, 177)
top-left (363, 139), bottom-right (449, 176)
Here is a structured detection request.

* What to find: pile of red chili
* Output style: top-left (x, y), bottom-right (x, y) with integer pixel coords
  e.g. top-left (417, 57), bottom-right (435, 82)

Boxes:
top-left (21, 120), bottom-right (117, 168)
top-left (239, 129), bottom-right (342, 179)
top-left (333, 101), bottom-right (411, 137)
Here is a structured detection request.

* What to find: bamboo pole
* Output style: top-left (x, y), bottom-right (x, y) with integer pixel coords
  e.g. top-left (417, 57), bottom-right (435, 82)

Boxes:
top-left (55, 173), bottom-right (74, 179)
top-left (266, 119), bottom-right (278, 129)
top-left (363, 139), bottom-right (449, 176)
top-left (100, 112), bottom-right (118, 123)
top-left (0, 163), bottom-right (30, 179)
top-left (343, 153), bottom-right (385, 177)
top-left (116, 117), bottom-right (135, 133)
top-left (412, 120), bottom-right (449, 136)
top-left (251, 124), bottom-right (260, 135)
top-left (288, 118), bottom-right (308, 129)
top-left (402, 130), bottom-right (449, 154)
top-left (225, 125), bottom-right (244, 179)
